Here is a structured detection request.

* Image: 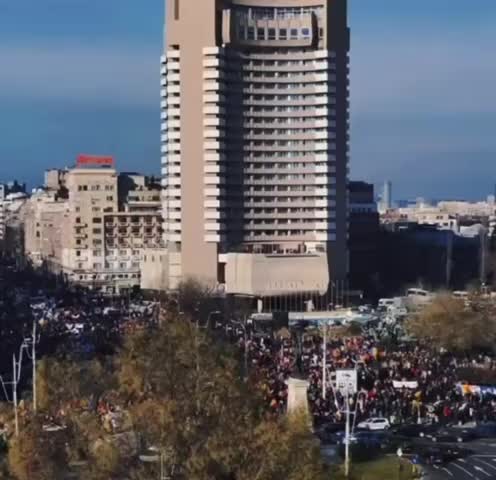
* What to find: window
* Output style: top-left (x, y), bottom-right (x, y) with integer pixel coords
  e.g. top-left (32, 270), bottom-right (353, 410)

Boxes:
top-left (268, 28), bottom-right (276, 40)
top-left (301, 28), bottom-right (310, 38)
top-left (75, 217), bottom-right (81, 224)
top-left (92, 217), bottom-right (102, 224)
top-left (279, 29), bottom-right (287, 40)
top-left (174, 0), bottom-right (180, 20)
top-left (106, 196), bottom-right (113, 201)
top-left (257, 28), bottom-right (265, 40)
top-left (290, 28), bottom-right (298, 39)
top-left (93, 228), bottom-right (102, 234)
top-left (247, 27), bottom-right (255, 40)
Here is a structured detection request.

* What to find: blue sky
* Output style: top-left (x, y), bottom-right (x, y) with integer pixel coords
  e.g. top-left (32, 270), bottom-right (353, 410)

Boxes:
top-left (0, 0), bottom-right (495, 200)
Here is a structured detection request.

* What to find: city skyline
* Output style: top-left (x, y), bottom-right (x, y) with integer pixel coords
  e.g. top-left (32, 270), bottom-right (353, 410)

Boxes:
top-left (0, 0), bottom-right (495, 200)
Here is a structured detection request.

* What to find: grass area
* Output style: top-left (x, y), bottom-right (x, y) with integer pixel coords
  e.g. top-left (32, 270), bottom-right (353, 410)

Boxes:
top-left (330, 457), bottom-right (420, 480)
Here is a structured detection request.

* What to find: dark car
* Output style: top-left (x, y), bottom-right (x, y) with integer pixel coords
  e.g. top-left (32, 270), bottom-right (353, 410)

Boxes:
top-left (315, 423), bottom-right (345, 443)
top-left (429, 427), bottom-right (477, 443)
top-left (336, 430), bottom-right (391, 450)
top-left (415, 445), bottom-right (473, 465)
top-left (391, 423), bottom-right (433, 438)
top-left (474, 422), bottom-right (496, 438)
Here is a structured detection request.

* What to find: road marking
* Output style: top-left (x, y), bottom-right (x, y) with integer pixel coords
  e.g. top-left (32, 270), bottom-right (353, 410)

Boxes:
top-left (442, 467), bottom-right (454, 477)
top-left (472, 466), bottom-right (491, 477)
top-left (452, 462), bottom-right (479, 479)
top-left (473, 458), bottom-right (496, 472)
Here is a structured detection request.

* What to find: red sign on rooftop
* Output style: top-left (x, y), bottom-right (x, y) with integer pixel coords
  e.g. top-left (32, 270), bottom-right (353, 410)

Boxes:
top-left (77, 154), bottom-right (114, 167)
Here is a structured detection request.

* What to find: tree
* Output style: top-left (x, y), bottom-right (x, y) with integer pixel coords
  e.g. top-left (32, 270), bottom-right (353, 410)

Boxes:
top-left (406, 293), bottom-right (496, 352)
top-left (176, 278), bottom-right (219, 322)
top-left (6, 315), bottom-right (328, 480)
top-left (117, 318), bottom-right (327, 480)
top-left (37, 357), bottom-right (115, 414)
top-left (8, 419), bottom-right (68, 480)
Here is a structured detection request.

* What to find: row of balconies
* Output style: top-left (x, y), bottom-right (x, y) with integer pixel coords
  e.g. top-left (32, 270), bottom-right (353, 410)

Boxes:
top-left (223, 49), bottom-right (337, 62)
top-left (241, 97), bottom-right (336, 108)
top-left (203, 142), bottom-right (336, 152)
top-left (203, 152), bottom-right (333, 163)
top-left (203, 129), bottom-right (335, 141)
top-left (242, 165), bottom-right (337, 175)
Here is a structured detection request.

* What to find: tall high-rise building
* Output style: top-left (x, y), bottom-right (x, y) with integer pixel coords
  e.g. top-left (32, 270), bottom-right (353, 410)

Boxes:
top-left (161, 0), bottom-right (350, 298)
top-left (379, 180), bottom-right (392, 212)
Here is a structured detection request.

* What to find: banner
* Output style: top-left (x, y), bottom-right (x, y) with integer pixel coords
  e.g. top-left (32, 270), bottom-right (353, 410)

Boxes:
top-left (77, 154), bottom-right (114, 167)
top-left (393, 380), bottom-right (418, 389)
top-left (457, 383), bottom-right (496, 397)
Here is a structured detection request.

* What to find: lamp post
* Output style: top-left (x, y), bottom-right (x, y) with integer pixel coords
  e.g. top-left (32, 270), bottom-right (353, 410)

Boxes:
top-left (232, 317), bottom-right (250, 379)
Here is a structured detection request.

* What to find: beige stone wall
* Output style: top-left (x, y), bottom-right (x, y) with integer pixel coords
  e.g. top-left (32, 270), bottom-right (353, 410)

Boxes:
top-left (140, 248), bottom-right (169, 291)
top-left (224, 252), bottom-right (329, 296)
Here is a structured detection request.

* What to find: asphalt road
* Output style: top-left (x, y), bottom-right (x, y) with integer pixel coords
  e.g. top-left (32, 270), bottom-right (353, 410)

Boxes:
top-left (424, 441), bottom-right (496, 480)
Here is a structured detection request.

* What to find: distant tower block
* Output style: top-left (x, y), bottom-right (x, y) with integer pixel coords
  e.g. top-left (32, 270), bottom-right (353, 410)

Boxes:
top-left (383, 181), bottom-right (392, 210)
top-left (286, 377), bottom-right (310, 415)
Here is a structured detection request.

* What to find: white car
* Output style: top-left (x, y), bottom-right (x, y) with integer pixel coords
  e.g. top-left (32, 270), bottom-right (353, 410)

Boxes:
top-left (357, 418), bottom-right (391, 431)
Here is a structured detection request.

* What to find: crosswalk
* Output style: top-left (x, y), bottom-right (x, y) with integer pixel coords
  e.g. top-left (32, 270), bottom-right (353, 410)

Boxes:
top-left (432, 456), bottom-right (496, 479)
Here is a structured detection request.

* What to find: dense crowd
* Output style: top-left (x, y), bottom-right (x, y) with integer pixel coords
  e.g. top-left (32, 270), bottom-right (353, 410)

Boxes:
top-left (236, 324), bottom-right (496, 427)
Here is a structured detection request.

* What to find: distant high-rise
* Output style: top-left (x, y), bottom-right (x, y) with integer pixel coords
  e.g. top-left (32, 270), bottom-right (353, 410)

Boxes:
top-left (161, 0), bottom-right (350, 298)
top-left (383, 181), bottom-right (392, 210)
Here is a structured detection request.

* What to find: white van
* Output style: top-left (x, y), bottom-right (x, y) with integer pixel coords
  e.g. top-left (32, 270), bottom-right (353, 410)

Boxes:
top-left (378, 297), bottom-right (404, 311)
top-left (406, 288), bottom-right (433, 306)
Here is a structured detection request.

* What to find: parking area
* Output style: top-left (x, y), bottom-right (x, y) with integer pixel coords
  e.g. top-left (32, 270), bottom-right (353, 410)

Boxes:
top-left (420, 440), bottom-right (496, 479)
top-left (429, 456), bottom-right (496, 479)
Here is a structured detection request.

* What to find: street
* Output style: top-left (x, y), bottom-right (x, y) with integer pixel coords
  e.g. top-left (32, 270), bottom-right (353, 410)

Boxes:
top-left (424, 441), bottom-right (496, 479)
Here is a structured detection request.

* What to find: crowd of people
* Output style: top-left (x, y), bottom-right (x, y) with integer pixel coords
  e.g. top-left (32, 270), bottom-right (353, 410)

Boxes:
top-left (236, 322), bottom-right (496, 428)
top-left (3, 258), bottom-right (496, 432)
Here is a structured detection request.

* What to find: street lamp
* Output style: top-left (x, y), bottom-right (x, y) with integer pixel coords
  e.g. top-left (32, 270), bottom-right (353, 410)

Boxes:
top-left (231, 317), bottom-right (250, 379)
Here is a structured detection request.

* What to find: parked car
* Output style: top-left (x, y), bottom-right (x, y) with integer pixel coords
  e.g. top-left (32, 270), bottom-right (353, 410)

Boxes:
top-left (314, 423), bottom-right (345, 443)
top-left (349, 431), bottom-right (391, 450)
top-left (427, 427), bottom-right (477, 443)
top-left (474, 422), bottom-right (496, 438)
top-left (391, 423), bottom-right (432, 438)
top-left (357, 418), bottom-right (390, 431)
top-left (415, 445), bottom-right (473, 465)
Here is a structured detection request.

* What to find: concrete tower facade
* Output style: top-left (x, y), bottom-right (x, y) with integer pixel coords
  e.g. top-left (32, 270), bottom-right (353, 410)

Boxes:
top-left (161, 0), bottom-right (350, 298)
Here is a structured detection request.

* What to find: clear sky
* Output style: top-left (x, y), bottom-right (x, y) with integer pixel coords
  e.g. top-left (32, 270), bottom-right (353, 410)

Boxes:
top-left (0, 0), bottom-right (495, 200)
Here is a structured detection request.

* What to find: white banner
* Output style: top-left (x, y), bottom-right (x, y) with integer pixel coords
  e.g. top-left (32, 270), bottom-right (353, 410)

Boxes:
top-left (393, 380), bottom-right (418, 389)
top-left (336, 369), bottom-right (358, 394)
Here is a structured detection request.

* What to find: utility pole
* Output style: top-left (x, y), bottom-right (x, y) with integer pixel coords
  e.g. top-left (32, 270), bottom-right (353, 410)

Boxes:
top-left (12, 355), bottom-right (19, 437)
top-left (344, 390), bottom-right (351, 478)
top-left (446, 231), bottom-right (453, 288)
top-left (232, 317), bottom-right (249, 379)
top-left (335, 369), bottom-right (357, 478)
top-left (32, 319), bottom-right (37, 412)
top-left (322, 327), bottom-right (327, 400)
top-left (480, 227), bottom-right (488, 287)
